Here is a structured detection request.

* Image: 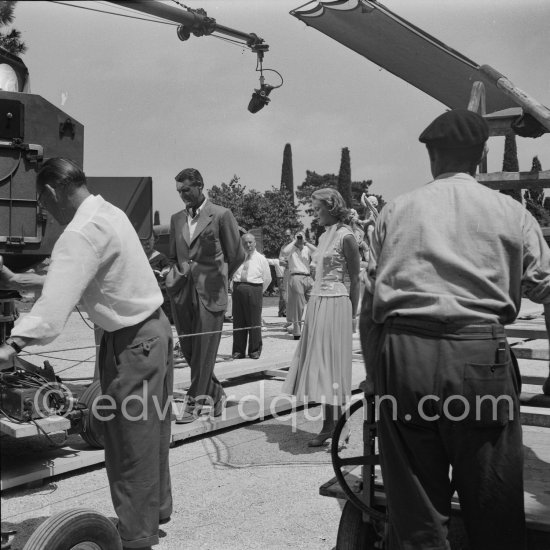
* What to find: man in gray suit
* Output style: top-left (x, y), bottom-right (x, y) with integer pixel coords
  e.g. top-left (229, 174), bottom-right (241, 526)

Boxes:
top-left (167, 168), bottom-right (244, 423)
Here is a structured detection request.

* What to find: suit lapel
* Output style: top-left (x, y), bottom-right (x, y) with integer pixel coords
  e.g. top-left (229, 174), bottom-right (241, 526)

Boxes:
top-left (190, 202), bottom-right (213, 245)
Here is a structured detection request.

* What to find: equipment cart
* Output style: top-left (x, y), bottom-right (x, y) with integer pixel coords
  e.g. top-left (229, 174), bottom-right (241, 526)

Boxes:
top-left (324, 396), bottom-right (550, 549)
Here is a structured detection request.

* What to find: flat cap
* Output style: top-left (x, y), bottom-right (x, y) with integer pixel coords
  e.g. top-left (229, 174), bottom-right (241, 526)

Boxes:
top-left (419, 109), bottom-right (489, 149)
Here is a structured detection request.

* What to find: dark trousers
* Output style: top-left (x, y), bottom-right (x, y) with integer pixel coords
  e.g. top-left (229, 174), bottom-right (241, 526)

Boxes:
top-left (99, 309), bottom-right (173, 549)
top-left (232, 282), bottom-right (263, 356)
top-left (373, 318), bottom-right (525, 550)
top-left (171, 277), bottom-right (224, 404)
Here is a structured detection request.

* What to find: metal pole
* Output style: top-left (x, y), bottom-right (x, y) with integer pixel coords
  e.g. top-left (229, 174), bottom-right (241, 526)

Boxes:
top-left (106, 0), bottom-right (263, 45)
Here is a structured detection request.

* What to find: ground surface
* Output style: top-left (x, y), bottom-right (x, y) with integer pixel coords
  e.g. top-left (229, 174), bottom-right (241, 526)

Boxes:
top-left (1, 297), bottom-right (354, 549)
top-left (1, 297), bottom-right (548, 549)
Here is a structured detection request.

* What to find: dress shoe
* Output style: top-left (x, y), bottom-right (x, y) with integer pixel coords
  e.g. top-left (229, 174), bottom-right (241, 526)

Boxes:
top-left (175, 408), bottom-right (198, 424)
top-left (230, 352), bottom-right (245, 360)
top-left (293, 335), bottom-right (301, 340)
top-left (175, 399), bottom-right (198, 424)
top-left (249, 352), bottom-right (261, 359)
top-left (159, 516), bottom-right (171, 525)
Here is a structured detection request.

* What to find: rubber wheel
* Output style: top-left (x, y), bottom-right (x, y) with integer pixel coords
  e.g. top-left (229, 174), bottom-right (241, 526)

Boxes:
top-left (79, 381), bottom-right (105, 449)
top-left (336, 501), bottom-right (384, 550)
top-left (23, 509), bottom-right (121, 550)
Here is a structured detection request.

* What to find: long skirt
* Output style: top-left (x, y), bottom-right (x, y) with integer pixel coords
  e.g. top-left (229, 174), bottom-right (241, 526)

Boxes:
top-left (282, 294), bottom-right (352, 406)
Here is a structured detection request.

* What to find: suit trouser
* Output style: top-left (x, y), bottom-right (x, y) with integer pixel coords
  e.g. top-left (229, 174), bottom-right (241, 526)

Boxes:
top-left (99, 309), bottom-right (173, 548)
top-left (173, 277), bottom-right (225, 404)
top-left (232, 282), bottom-right (263, 356)
top-left (372, 318), bottom-right (525, 550)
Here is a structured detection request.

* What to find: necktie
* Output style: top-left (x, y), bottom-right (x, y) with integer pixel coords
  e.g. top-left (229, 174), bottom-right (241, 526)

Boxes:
top-left (241, 254), bottom-right (251, 282)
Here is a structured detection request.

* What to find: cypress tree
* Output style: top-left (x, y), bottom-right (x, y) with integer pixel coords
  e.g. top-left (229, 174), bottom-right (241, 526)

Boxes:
top-left (337, 147), bottom-right (353, 208)
top-left (500, 131), bottom-right (522, 202)
top-left (280, 143), bottom-right (294, 200)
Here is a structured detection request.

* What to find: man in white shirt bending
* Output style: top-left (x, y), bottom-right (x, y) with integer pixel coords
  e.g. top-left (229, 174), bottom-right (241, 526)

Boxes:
top-left (231, 233), bottom-right (271, 359)
top-left (0, 158), bottom-right (173, 550)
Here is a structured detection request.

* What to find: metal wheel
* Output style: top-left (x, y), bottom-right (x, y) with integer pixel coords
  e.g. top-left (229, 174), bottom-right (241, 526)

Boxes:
top-left (331, 398), bottom-right (387, 523)
top-left (78, 381), bottom-right (105, 449)
top-left (23, 509), bottom-right (121, 550)
top-left (336, 501), bottom-right (385, 550)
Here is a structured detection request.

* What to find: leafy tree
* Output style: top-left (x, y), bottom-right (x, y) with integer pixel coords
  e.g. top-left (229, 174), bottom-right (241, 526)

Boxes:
top-left (337, 147), bottom-right (353, 207)
top-left (208, 174), bottom-right (246, 221)
top-left (296, 170), bottom-right (338, 216)
top-left (0, 1), bottom-right (26, 54)
top-left (262, 187), bottom-right (301, 257)
top-left (208, 176), bottom-right (301, 257)
top-left (280, 143), bottom-right (294, 200)
top-left (524, 156), bottom-right (550, 226)
top-left (296, 170), bottom-right (385, 239)
top-left (500, 130), bottom-right (522, 203)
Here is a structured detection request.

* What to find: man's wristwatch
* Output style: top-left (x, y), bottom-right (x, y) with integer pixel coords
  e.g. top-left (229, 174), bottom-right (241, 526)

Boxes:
top-left (5, 338), bottom-right (22, 354)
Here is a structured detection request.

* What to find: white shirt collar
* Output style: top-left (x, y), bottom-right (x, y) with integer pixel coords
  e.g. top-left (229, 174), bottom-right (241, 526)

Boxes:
top-left (187, 198), bottom-right (208, 219)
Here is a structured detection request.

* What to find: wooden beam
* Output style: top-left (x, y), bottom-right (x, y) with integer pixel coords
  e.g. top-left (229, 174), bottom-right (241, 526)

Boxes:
top-left (477, 170), bottom-right (550, 190)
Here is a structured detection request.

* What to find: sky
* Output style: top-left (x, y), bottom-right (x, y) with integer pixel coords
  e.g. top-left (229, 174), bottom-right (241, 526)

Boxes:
top-left (12, 0), bottom-right (550, 224)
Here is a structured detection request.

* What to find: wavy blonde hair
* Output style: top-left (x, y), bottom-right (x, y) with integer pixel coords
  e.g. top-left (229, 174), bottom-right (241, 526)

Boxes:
top-left (311, 188), bottom-right (350, 222)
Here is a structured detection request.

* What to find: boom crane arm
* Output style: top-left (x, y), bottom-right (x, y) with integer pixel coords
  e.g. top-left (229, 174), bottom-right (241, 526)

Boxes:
top-left (106, 0), bottom-right (266, 48)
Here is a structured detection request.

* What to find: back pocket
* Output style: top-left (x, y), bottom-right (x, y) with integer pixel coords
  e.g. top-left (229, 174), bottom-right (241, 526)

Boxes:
top-left (462, 361), bottom-right (517, 427)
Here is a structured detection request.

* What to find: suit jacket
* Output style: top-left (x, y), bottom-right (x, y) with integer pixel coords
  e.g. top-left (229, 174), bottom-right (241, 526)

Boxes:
top-left (167, 201), bottom-right (244, 312)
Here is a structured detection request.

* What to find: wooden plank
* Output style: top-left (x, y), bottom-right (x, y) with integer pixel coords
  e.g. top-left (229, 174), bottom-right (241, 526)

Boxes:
top-left (522, 407), bottom-right (550, 428)
top-left (513, 340), bottom-right (549, 361)
top-left (477, 170), bottom-right (550, 191)
top-left (0, 415), bottom-right (71, 438)
top-left (173, 356), bottom-right (292, 390)
top-left (506, 323), bottom-right (547, 339)
top-left (1, 442), bottom-right (105, 492)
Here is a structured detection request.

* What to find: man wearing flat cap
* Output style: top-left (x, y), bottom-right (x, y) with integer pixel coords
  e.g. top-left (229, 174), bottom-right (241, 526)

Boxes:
top-left (360, 109), bottom-right (550, 549)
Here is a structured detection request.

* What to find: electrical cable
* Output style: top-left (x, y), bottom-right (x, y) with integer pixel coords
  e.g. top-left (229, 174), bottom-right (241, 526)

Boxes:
top-left (49, 1), bottom-right (178, 26)
top-left (96, 0), bottom-right (170, 24)
top-left (76, 305), bottom-right (94, 330)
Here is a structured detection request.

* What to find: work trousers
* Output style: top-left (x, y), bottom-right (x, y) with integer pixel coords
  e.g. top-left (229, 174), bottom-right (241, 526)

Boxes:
top-left (287, 273), bottom-right (313, 336)
top-left (373, 318), bottom-right (525, 550)
top-left (172, 277), bottom-right (225, 404)
top-left (278, 270), bottom-right (288, 317)
top-left (232, 282), bottom-right (263, 356)
top-left (99, 308), bottom-right (173, 549)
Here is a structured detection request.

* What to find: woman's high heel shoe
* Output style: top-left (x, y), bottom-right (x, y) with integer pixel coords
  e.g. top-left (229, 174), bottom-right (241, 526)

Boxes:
top-left (307, 429), bottom-right (334, 447)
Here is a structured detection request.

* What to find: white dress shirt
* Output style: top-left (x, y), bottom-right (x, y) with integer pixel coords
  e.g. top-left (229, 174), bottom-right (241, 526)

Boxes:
top-left (187, 198), bottom-right (208, 240)
top-left (11, 194), bottom-right (162, 344)
top-left (281, 242), bottom-right (312, 275)
top-left (232, 250), bottom-right (272, 292)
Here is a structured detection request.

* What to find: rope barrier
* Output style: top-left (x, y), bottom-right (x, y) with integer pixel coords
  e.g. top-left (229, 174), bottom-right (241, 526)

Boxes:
top-left (16, 321), bottom-right (304, 358)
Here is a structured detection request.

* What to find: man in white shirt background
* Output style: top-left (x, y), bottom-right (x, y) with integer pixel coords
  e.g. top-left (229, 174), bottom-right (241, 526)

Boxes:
top-left (0, 158), bottom-right (173, 550)
top-left (231, 233), bottom-right (271, 360)
top-left (278, 228), bottom-right (293, 321)
top-left (280, 231), bottom-right (316, 339)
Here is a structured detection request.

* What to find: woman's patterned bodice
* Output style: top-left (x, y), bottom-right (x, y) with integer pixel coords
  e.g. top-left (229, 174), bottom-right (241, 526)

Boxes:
top-left (311, 224), bottom-right (353, 297)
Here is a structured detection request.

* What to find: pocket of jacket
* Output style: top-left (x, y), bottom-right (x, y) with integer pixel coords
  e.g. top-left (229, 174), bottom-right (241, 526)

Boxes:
top-left (462, 360), bottom-right (517, 427)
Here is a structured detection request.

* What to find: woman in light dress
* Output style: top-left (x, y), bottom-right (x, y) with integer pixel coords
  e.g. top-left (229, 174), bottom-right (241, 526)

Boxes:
top-left (282, 188), bottom-right (360, 446)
